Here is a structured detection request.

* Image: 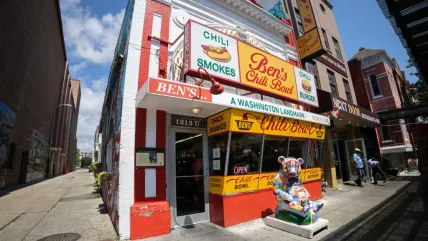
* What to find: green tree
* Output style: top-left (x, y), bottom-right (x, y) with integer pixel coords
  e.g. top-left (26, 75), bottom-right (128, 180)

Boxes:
top-left (81, 156), bottom-right (92, 167)
top-left (76, 148), bottom-right (81, 166)
top-left (406, 59), bottom-right (428, 105)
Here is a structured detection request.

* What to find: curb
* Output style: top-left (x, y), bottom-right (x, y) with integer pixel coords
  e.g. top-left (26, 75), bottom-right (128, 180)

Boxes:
top-left (320, 180), bottom-right (414, 241)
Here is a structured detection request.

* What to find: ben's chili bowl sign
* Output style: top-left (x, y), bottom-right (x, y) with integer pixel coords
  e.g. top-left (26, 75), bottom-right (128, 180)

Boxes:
top-left (184, 20), bottom-right (319, 107)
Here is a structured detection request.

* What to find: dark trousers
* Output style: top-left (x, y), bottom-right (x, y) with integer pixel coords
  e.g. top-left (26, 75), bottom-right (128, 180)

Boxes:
top-left (356, 168), bottom-right (365, 184)
top-left (372, 163), bottom-right (386, 183)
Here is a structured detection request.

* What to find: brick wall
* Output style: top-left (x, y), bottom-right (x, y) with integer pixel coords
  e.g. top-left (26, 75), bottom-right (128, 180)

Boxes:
top-left (348, 59), bottom-right (371, 110)
top-left (0, 0), bottom-right (67, 187)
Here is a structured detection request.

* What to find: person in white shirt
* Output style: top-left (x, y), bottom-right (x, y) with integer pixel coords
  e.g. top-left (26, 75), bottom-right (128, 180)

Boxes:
top-left (367, 156), bottom-right (387, 185)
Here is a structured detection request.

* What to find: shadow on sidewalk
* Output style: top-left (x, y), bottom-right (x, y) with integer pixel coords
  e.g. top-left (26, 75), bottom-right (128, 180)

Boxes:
top-left (322, 183), bottom-right (428, 241)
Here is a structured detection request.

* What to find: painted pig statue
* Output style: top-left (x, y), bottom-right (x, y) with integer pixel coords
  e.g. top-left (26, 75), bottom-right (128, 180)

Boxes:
top-left (273, 156), bottom-right (323, 225)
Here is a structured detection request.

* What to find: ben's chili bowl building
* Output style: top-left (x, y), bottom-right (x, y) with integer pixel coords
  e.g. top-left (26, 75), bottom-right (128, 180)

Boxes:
top-left (98, 0), bottom-right (331, 239)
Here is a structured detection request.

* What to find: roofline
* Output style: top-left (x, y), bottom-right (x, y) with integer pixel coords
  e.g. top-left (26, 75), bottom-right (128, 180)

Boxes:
top-left (55, 0), bottom-right (68, 61)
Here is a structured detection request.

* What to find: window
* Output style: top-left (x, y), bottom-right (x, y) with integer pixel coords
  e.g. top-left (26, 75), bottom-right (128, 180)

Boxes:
top-left (262, 136), bottom-right (289, 172)
top-left (381, 125), bottom-right (392, 142)
top-left (320, 4), bottom-right (326, 12)
top-left (327, 70), bottom-right (338, 97)
top-left (209, 133), bottom-right (229, 175)
top-left (332, 37), bottom-right (343, 60)
top-left (321, 28), bottom-right (331, 52)
top-left (228, 133), bottom-right (262, 175)
top-left (369, 74), bottom-right (382, 97)
top-left (305, 61), bottom-right (321, 89)
top-left (288, 139), bottom-right (309, 167)
top-left (294, 8), bottom-right (304, 37)
top-left (343, 79), bottom-right (353, 102)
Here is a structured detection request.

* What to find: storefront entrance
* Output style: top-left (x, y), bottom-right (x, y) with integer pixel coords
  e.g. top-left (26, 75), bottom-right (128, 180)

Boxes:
top-left (169, 128), bottom-right (210, 227)
top-left (345, 138), bottom-right (368, 181)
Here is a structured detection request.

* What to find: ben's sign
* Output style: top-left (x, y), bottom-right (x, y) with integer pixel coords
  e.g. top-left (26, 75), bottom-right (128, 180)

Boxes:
top-left (183, 20), bottom-right (318, 107)
top-left (207, 108), bottom-right (326, 140)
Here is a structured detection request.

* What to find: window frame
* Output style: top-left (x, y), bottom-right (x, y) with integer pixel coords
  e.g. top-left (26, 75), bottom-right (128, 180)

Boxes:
top-left (381, 124), bottom-right (393, 143)
top-left (305, 61), bottom-right (321, 89)
top-left (327, 70), bottom-right (338, 97)
top-left (294, 8), bottom-right (305, 37)
top-left (343, 79), bottom-right (353, 102)
top-left (332, 37), bottom-right (343, 60)
top-left (321, 28), bottom-right (331, 52)
top-left (368, 74), bottom-right (383, 98)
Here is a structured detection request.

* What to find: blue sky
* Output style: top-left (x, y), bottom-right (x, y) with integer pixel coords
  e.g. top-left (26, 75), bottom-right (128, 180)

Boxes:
top-left (60, 0), bottom-right (417, 152)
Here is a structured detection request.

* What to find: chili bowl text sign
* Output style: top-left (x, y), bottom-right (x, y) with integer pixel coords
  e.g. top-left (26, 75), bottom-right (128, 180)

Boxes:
top-left (297, 28), bottom-right (324, 60)
top-left (209, 168), bottom-right (323, 195)
top-left (238, 41), bottom-right (297, 101)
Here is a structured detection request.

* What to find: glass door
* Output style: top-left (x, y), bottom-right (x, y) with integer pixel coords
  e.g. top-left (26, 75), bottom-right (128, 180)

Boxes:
top-left (170, 128), bottom-right (209, 227)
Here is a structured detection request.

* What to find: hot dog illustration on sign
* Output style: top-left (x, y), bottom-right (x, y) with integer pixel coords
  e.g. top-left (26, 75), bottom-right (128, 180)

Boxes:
top-left (201, 45), bottom-right (231, 63)
top-left (273, 156), bottom-right (323, 225)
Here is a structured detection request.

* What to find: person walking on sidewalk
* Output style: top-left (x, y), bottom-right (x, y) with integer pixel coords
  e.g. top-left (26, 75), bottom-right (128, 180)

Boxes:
top-left (367, 156), bottom-right (387, 185)
top-left (353, 148), bottom-right (365, 187)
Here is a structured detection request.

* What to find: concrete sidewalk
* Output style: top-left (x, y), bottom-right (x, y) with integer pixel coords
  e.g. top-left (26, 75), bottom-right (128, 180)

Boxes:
top-left (0, 169), bottom-right (117, 241)
top-left (144, 180), bottom-right (410, 241)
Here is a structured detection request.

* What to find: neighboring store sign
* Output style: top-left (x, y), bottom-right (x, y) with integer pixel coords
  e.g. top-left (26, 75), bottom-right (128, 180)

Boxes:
top-left (317, 53), bottom-right (348, 77)
top-left (171, 115), bottom-right (206, 128)
top-left (296, 0), bottom-right (326, 61)
top-left (294, 68), bottom-right (319, 106)
top-left (183, 20), bottom-right (319, 107)
top-left (297, 28), bottom-right (325, 60)
top-left (209, 168), bottom-right (322, 195)
top-left (332, 97), bottom-right (380, 124)
top-left (297, 0), bottom-right (317, 33)
top-left (207, 109), bottom-right (326, 140)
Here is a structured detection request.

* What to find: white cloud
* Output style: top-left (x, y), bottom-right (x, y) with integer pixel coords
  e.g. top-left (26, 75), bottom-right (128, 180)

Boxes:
top-left (76, 79), bottom-right (107, 152)
top-left (60, 0), bottom-right (125, 65)
top-left (69, 62), bottom-right (87, 74)
top-left (60, 0), bottom-right (124, 152)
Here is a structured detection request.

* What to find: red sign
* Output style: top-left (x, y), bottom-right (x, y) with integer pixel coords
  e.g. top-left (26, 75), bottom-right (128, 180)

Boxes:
top-left (149, 78), bottom-right (212, 102)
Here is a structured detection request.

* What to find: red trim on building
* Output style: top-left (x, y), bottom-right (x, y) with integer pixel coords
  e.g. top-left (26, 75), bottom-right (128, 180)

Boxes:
top-left (134, 108), bottom-right (147, 202)
top-left (132, 1), bottom-right (172, 239)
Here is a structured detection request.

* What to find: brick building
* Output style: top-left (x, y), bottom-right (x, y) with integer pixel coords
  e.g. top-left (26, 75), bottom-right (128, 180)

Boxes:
top-left (287, 0), bottom-right (381, 184)
top-left (348, 47), bottom-right (415, 172)
top-left (0, 0), bottom-right (79, 188)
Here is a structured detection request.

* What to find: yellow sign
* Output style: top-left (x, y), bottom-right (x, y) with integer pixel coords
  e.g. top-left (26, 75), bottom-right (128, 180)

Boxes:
top-left (228, 109), bottom-right (326, 140)
top-left (238, 42), bottom-right (297, 101)
top-left (297, 0), bottom-right (317, 33)
top-left (207, 109), bottom-right (231, 136)
top-left (210, 168), bottom-right (323, 195)
top-left (297, 28), bottom-right (323, 60)
top-left (209, 174), bottom-right (260, 195)
top-left (300, 168), bottom-right (323, 183)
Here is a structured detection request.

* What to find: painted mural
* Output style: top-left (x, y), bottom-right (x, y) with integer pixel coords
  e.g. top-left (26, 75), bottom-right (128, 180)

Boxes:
top-left (26, 130), bottom-right (49, 182)
top-left (251, 0), bottom-right (289, 20)
top-left (0, 100), bottom-right (16, 188)
top-left (99, 0), bottom-right (134, 232)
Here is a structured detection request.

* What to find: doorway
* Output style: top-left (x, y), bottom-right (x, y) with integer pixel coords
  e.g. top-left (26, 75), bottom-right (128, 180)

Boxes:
top-left (333, 140), bottom-right (348, 181)
top-left (170, 128), bottom-right (209, 227)
top-left (19, 152), bottom-right (29, 184)
top-left (345, 138), bottom-right (368, 181)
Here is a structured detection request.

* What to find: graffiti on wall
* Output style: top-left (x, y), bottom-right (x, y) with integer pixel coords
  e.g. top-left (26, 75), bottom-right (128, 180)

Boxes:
top-left (0, 100), bottom-right (16, 188)
top-left (26, 130), bottom-right (49, 182)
